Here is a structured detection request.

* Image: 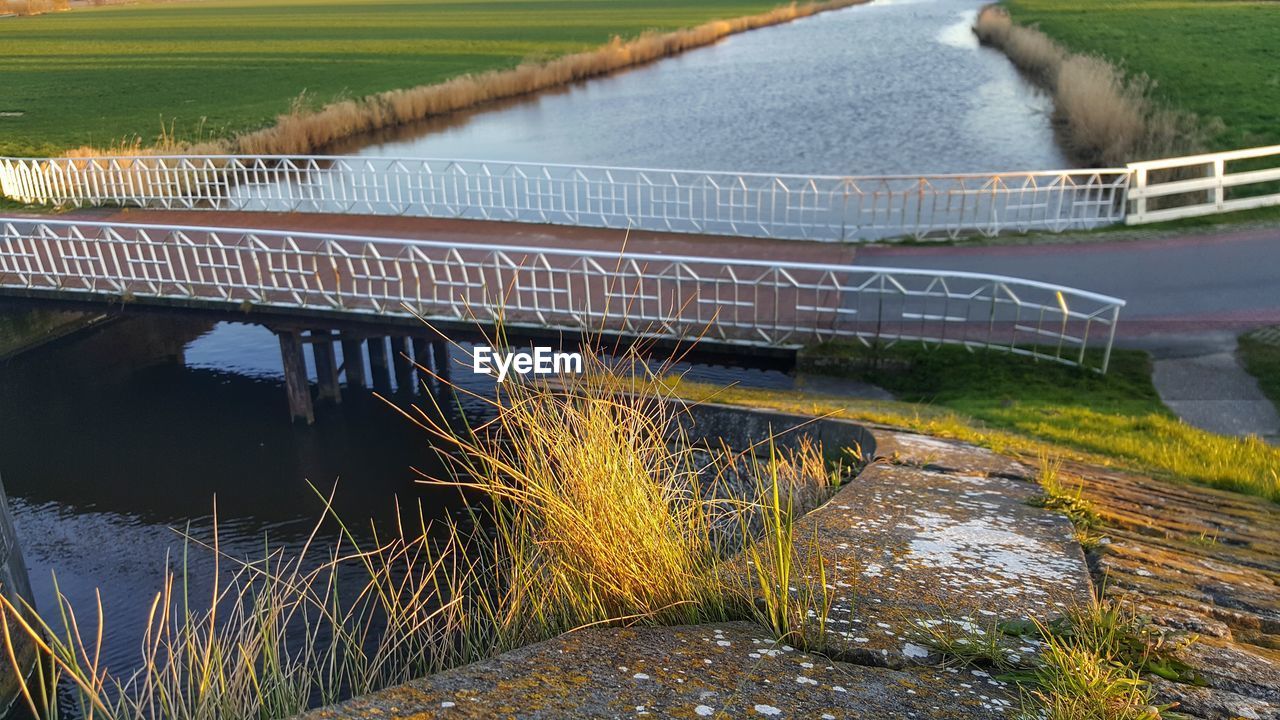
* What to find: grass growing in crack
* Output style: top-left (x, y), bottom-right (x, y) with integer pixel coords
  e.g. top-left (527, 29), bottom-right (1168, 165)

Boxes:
top-left (741, 444), bottom-right (833, 651)
top-left (1035, 601), bottom-right (1198, 686)
top-left (917, 600), bottom-right (1195, 719)
top-left (908, 614), bottom-right (1023, 673)
top-left (1030, 636), bottom-right (1159, 720)
top-left (1029, 451), bottom-right (1105, 549)
top-left (1023, 601), bottom-right (1197, 719)
top-left (0, 344), bottom-right (843, 718)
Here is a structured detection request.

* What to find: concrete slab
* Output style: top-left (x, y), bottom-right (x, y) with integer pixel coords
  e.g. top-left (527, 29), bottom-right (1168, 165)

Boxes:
top-left (301, 622), bottom-right (1018, 720)
top-left (1051, 460), bottom-right (1280, 717)
top-left (795, 463), bottom-right (1092, 667)
top-left (871, 431), bottom-right (1034, 480)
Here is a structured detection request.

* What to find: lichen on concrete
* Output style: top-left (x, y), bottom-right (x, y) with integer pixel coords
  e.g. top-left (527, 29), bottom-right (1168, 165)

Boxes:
top-left (301, 622), bottom-right (1017, 719)
top-left (786, 458), bottom-right (1091, 667)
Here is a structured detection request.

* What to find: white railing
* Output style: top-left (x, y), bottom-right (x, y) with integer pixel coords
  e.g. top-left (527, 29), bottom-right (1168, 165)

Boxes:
top-left (1127, 145), bottom-right (1280, 224)
top-left (0, 219), bottom-right (1125, 371)
top-left (0, 156), bottom-right (1130, 242)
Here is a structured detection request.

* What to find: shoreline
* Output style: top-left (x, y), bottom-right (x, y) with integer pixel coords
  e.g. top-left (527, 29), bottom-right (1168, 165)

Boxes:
top-left (971, 4), bottom-right (1203, 166)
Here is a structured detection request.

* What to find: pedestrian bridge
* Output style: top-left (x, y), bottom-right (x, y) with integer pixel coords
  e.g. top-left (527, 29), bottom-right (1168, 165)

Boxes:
top-left (0, 218), bottom-right (1124, 372)
top-left (0, 155), bottom-right (1133, 242)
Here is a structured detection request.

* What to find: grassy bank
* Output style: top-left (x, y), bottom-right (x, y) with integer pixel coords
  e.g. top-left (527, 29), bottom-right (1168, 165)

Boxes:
top-left (673, 343), bottom-right (1280, 501)
top-left (1001, 0), bottom-right (1280, 153)
top-left (0, 0), bottom-right (850, 157)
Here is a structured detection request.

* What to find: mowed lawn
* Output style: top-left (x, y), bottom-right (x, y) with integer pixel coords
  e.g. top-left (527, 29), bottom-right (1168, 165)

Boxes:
top-left (1005, 0), bottom-right (1280, 151)
top-left (0, 0), bottom-right (788, 157)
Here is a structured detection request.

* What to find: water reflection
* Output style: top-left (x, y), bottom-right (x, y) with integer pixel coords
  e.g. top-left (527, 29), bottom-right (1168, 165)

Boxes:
top-left (336, 0), bottom-right (1066, 175)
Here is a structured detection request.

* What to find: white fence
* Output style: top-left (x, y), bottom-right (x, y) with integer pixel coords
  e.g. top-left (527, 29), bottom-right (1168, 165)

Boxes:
top-left (0, 156), bottom-right (1130, 242)
top-left (1127, 145), bottom-right (1280, 224)
top-left (0, 219), bottom-right (1125, 371)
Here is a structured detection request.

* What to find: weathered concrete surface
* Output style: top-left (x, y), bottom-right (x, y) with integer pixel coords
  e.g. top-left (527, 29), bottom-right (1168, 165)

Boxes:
top-left (90, 209), bottom-right (858, 266)
top-left (1061, 461), bottom-right (1280, 719)
top-left (792, 460), bottom-right (1091, 667)
top-left (872, 431), bottom-right (1034, 481)
top-left (302, 622), bottom-right (1017, 719)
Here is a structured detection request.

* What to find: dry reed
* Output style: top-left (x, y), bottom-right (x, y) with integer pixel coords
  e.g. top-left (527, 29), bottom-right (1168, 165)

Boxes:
top-left (1, 0), bottom-right (67, 16)
top-left (973, 4), bottom-right (1204, 165)
top-left (62, 0), bottom-right (866, 157)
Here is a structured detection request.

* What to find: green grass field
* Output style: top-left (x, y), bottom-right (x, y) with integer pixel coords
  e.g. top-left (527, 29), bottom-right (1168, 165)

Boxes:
top-left (1004, 0), bottom-right (1280, 152)
top-left (773, 342), bottom-right (1280, 501)
top-left (0, 0), bottom-right (788, 157)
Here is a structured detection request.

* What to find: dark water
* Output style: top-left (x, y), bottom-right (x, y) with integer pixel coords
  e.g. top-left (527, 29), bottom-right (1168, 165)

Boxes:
top-left (337, 0), bottom-right (1068, 174)
top-left (0, 312), bottom-right (793, 691)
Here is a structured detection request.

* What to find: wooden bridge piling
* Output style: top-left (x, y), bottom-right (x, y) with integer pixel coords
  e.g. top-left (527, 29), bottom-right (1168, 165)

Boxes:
top-left (431, 340), bottom-right (451, 382)
top-left (340, 336), bottom-right (367, 388)
top-left (277, 330), bottom-right (315, 424)
top-left (311, 331), bottom-right (342, 405)
top-left (391, 336), bottom-right (413, 392)
top-left (367, 337), bottom-right (392, 391)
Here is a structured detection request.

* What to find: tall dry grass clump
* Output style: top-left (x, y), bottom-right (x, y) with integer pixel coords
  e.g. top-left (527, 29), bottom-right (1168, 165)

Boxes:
top-left (1055, 56), bottom-right (1149, 168)
top-left (404, 344), bottom-right (842, 648)
top-left (974, 4), bottom-right (1204, 165)
top-left (62, 0), bottom-right (865, 157)
top-left (0, 343), bottom-right (842, 718)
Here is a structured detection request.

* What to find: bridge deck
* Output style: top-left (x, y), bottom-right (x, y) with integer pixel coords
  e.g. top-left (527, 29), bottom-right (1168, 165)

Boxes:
top-left (70, 209), bottom-right (859, 266)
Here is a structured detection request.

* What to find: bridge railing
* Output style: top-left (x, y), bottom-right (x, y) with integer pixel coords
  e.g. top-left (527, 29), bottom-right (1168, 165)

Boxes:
top-left (1126, 144), bottom-right (1280, 225)
top-left (0, 156), bottom-right (1130, 242)
top-left (0, 219), bottom-right (1125, 371)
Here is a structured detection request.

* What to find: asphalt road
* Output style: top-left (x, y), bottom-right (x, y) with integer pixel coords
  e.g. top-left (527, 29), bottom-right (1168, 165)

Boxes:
top-left (856, 226), bottom-right (1280, 340)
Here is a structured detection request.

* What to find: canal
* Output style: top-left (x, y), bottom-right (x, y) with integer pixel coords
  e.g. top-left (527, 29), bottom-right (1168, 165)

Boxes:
top-left (335, 0), bottom-right (1067, 174)
top-left (0, 0), bottom-right (1067, 711)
